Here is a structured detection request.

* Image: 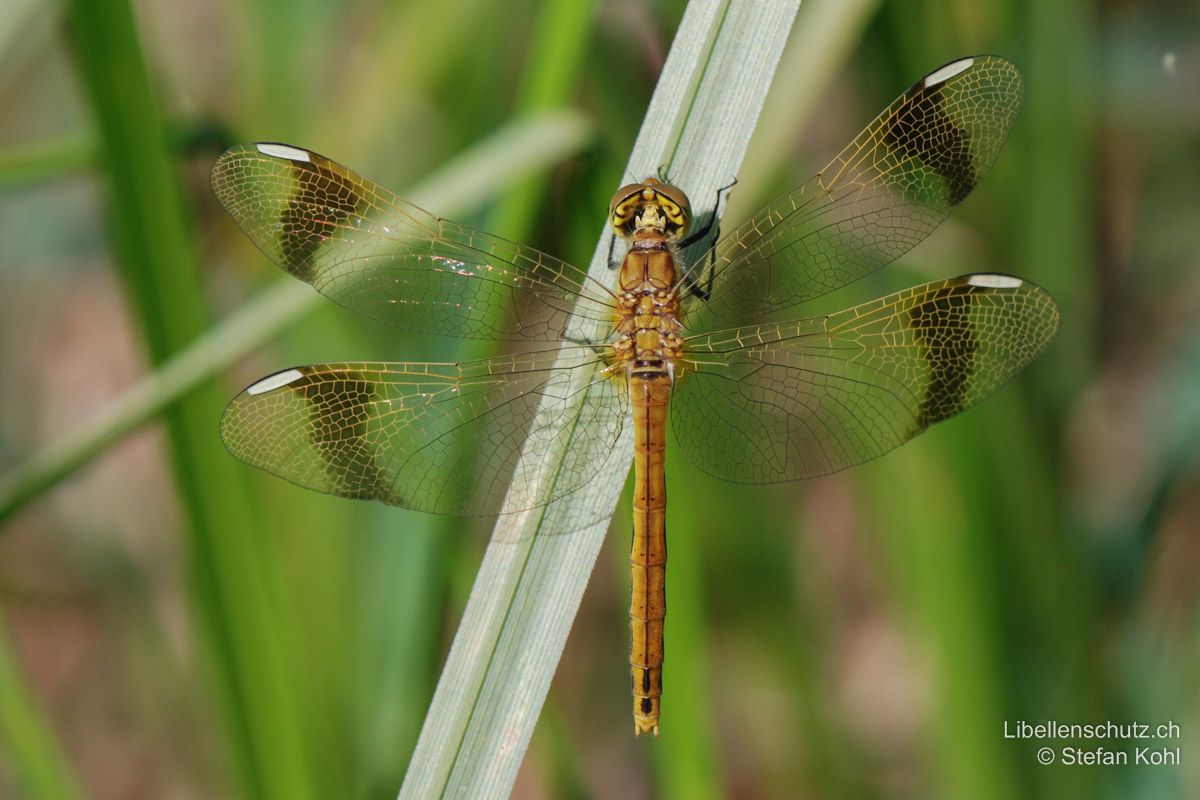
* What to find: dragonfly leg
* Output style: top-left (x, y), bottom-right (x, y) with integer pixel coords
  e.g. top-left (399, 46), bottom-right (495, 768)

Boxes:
top-left (677, 176), bottom-right (737, 250)
top-left (562, 331), bottom-right (594, 346)
top-left (678, 178), bottom-right (737, 302)
top-left (606, 231), bottom-right (624, 271)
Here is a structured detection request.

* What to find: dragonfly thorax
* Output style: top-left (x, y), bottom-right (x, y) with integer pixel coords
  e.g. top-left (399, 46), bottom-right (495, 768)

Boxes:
top-left (613, 245), bottom-right (684, 374)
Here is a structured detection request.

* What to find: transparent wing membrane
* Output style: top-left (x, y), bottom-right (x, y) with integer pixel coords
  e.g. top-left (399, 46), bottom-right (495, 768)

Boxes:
top-left (215, 57), bottom-right (1058, 519)
top-left (682, 56), bottom-right (1024, 332)
top-left (221, 349), bottom-right (626, 516)
top-left (211, 143), bottom-right (618, 341)
top-left (673, 275), bottom-right (1059, 483)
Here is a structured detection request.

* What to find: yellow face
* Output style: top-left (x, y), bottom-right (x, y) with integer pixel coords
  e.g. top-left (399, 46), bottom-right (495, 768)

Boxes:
top-left (608, 178), bottom-right (692, 239)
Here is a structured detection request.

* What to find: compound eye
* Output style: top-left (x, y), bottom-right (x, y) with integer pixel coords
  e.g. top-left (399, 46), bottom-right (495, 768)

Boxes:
top-left (613, 195), bottom-right (638, 217)
top-left (609, 183), bottom-right (646, 217)
top-left (609, 184), bottom-right (648, 234)
top-left (654, 196), bottom-right (689, 235)
top-left (649, 183), bottom-right (692, 232)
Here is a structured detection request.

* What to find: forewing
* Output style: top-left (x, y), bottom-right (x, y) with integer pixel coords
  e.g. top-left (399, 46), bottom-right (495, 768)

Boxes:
top-left (673, 274), bottom-right (1059, 482)
top-left (221, 349), bottom-right (627, 516)
top-left (211, 143), bottom-right (616, 341)
top-left (682, 56), bottom-right (1023, 332)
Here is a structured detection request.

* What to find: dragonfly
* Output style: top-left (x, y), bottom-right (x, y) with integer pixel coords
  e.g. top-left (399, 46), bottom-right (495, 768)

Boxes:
top-left (213, 55), bottom-right (1059, 737)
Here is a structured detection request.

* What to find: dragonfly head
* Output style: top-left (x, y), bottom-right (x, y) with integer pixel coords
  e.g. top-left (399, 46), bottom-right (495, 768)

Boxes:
top-left (609, 178), bottom-right (692, 240)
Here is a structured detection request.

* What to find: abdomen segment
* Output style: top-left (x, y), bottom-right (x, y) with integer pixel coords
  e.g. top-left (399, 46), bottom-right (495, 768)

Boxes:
top-left (630, 375), bottom-right (669, 736)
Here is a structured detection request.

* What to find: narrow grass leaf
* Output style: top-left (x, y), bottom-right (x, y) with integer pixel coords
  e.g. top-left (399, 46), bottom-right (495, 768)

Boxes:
top-left (487, 0), bottom-right (599, 238)
top-left (66, 1), bottom-right (316, 796)
top-left (0, 624), bottom-right (82, 800)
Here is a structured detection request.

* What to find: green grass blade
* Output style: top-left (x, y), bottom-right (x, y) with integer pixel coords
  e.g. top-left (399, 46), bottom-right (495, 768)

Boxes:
top-left (487, 0), bottom-right (599, 238)
top-left (0, 121), bottom-right (232, 191)
top-left (399, 2), bottom-right (801, 797)
top-left (0, 624), bottom-right (82, 800)
top-left (0, 110), bottom-right (591, 529)
top-left (861, 445), bottom-right (1022, 800)
top-left (1020, 0), bottom-right (1098, 399)
top-left (656, 493), bottom-right (721, 800)
top-left (65, 0), bottom-right (315, 796)
top-left (0, 134), bottom-right (97, 191)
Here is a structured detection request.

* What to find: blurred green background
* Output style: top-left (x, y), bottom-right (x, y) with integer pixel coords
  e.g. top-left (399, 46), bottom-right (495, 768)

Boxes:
top-left (1, 0), bottom-right (1198, 798)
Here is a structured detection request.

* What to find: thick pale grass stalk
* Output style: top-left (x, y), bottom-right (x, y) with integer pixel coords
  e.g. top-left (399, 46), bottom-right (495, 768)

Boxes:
top-left (398, 2), bottom-right (801, 798)
top-left (732, 0), bottom-right (883, 207)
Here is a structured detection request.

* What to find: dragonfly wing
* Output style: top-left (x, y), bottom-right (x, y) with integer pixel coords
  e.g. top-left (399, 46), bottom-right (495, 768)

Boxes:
top-left (673, 274), bottom-right (1059, 482)
top-left (211, 143), bottom-right (617, 341)
top-left (221, 348), bottom-right (627, 516)
top-left (683, 56), bottom-right (1023, 332)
